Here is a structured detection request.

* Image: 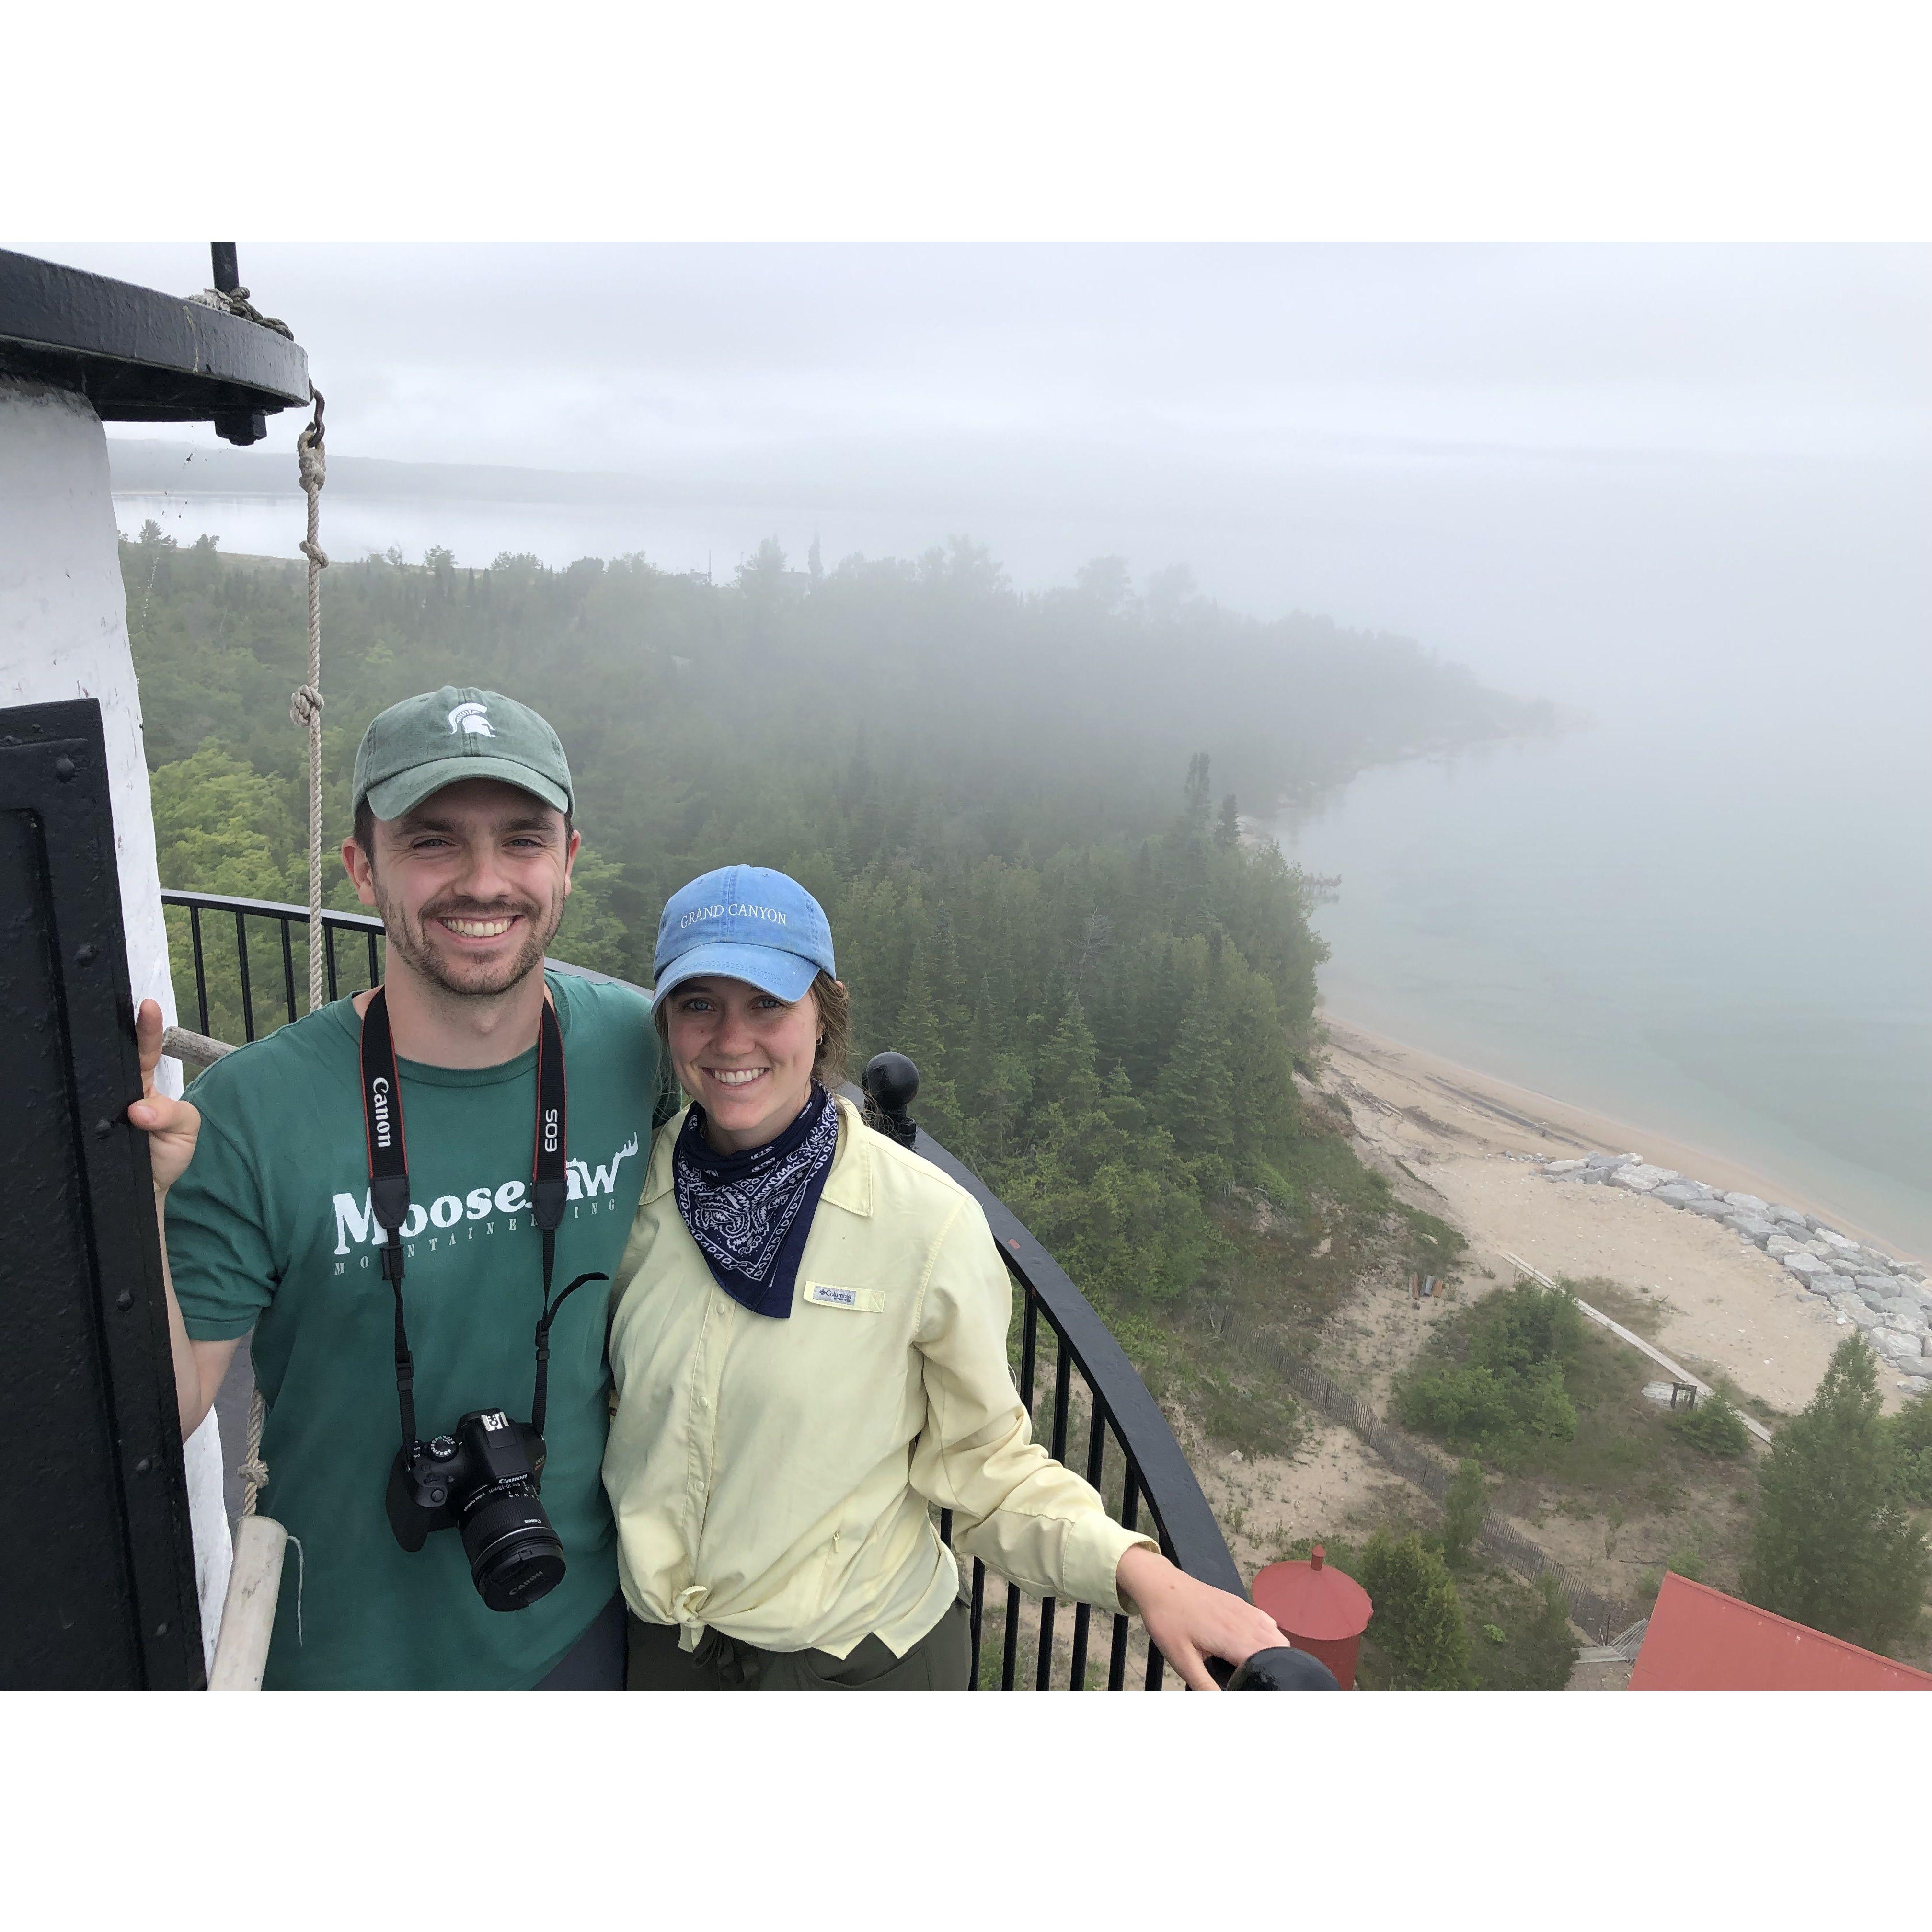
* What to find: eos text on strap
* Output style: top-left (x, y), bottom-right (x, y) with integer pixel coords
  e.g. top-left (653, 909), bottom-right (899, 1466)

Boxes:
top-left (357, 986), bottom-right (606, 1612)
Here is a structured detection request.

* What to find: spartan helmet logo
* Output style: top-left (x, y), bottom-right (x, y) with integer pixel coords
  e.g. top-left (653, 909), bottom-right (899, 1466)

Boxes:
top-left (447, 701), bottom-right (496, 738)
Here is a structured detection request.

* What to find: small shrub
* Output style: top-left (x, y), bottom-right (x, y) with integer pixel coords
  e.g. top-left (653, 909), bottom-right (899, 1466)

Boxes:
top-left (1394, 1281), bottom-right (1585, 1457)
top-left (1670, 1389), bottom-right (1749, 1458)
top-left (1637, 1543), bottom-right (1707, 1602)
top-left (1442, 1458), bottom-right (1487, 1568)
top-left (1399, 1357), bottom-right (1577, 1455)
top-left (1481, 1622), bottom-right (1507, 1644)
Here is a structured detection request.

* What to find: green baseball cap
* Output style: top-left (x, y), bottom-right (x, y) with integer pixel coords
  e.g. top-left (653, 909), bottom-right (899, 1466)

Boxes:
top-left (352, 686), bottom-right (574, 821)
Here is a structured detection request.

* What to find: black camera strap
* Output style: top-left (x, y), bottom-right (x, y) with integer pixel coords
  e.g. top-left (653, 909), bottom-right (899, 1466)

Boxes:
top-left (359, 986), bottom-right (417, 1452)
top-left (359, 983), bottom-right (607, 1456)
top-left (528, 992), bottom-right (601, 1439)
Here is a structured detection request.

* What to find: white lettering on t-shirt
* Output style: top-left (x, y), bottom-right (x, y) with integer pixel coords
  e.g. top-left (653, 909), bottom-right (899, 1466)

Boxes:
top-left (328, 1132), bottom-right (640, 1256)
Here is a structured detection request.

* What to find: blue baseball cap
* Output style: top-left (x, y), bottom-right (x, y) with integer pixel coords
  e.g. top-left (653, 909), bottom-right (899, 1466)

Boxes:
top-left (652, 865), bottom-right (836, 1014)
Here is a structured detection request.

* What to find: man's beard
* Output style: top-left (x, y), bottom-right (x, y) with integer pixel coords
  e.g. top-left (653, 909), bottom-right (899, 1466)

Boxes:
top-left (373, 882), bottom-right (562, 1000)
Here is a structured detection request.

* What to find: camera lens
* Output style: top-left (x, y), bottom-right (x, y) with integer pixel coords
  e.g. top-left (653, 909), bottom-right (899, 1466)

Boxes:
top-left (459, 1485), bottom-right (566, 1612)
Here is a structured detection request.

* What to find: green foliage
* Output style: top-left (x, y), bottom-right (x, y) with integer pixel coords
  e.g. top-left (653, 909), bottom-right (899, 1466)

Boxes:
top-left (1740, 1337), bottom-right (1932, 1657)
top-left (553, 841), bottom-right (636, 978)
top-left (1442, 1458), bottom-right (1487, 1568)
top-left (1357, 1530), bottom-right (1472, 1689)
top-left (1637, 1542), bottom-right (1707, 1601)
top-left (151, 747), bottom-right (302, 902)
top-left (1426, 1559), bottom-right (1578, 1690)
top-left (1396, 1282), bottom-right (1584, 1457)
top-left (1884, 1396), bottom-right (1932, 1509)
top-left (1402, 1209), bottom-right (1466, 1266)
top-left (1668, 1388), bottom-right (1750, 1458)
top-left (126, 537), bottom-right (1534, 1384)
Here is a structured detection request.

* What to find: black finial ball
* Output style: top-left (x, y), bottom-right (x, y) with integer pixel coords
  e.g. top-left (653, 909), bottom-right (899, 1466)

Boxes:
top-left (863, 1051), bottom-right (920, 1115)
top-left (1225, 1644), bottom-right (1340, 1690)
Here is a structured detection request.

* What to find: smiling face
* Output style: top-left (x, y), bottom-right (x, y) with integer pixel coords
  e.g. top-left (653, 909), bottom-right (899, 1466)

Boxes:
top-left (664, 975), bottom-right (823, 1154)
top-left (343, 777), bottom-right (577, 1001)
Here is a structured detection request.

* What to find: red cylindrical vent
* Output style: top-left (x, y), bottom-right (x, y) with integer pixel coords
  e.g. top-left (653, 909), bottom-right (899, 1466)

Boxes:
top-left (1252, 1545), bottom-right (1374, 1689)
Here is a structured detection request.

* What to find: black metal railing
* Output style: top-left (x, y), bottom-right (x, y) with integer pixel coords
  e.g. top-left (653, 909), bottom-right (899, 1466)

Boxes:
top-left (161, 888), bottom-right (1245, 1690)
top-left (161, 889), bottom-right (634, 1045)
top-left (915, 1126), bottom-right (1242, 1689)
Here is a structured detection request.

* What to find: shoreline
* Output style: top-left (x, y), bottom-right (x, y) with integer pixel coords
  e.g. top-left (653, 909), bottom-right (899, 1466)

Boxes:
top-left (1316, 1008), bottom-right (1927, 1273)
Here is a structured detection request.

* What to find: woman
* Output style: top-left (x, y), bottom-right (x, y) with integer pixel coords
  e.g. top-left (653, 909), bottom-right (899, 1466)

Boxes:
top-left (605, 863), bottom-right (1290, 1690)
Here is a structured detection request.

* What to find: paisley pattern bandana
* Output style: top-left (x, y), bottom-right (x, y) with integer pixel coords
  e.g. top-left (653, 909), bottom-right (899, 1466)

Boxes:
top-left (672, 1084), bottom-right (839, 1319)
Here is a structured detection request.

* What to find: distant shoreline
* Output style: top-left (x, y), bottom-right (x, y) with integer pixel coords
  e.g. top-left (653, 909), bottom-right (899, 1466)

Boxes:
top-left (1317, 1009), bottom-right (1926, 1271)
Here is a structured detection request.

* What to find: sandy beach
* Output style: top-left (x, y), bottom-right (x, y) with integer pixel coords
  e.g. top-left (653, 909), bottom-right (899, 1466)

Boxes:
top-left (1312, 1011), bottom-right (1925, 1419)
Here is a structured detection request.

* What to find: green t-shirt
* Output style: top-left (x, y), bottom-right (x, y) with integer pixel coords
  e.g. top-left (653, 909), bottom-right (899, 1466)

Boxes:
top-left (167, 971), bottom-right (658, 1689)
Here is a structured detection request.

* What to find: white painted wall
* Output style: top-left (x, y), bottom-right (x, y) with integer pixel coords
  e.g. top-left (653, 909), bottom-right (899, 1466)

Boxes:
top-left (0, 374), bottom-right (230, 1673)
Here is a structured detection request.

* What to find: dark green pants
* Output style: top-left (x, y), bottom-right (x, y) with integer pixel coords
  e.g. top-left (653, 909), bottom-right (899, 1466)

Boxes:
top-left (627, 1597), bottom-right (972, 1690)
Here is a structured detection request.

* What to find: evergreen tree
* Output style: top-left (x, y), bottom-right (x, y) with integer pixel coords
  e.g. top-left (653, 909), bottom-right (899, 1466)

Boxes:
top-left (1740, 1337), bottom-right (1931, 1656)
top-left (1358, 1530), bottom-right (1472, 1689)
top-left (1153, 978), bottom-right (1237, 1189)
top-left (1182, 751), bottom-right (1212, 832)
top-left (1886, 1396), bottom-right (1932, 1509)
top-left (887, 940), bottom-right (960, 1141)
top-left (552, 842), bottom-right (635, 978)
top-left (1518, 1574), bottom-right (1580, 1689)
top-left (1033, 992), bottom-right (1102, 1115)
top-left (959, 979), bottom-right (1032, 1162)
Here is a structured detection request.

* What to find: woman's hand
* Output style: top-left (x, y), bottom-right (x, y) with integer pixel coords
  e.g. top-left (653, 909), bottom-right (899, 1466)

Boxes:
top-left (1116, 1544), bottom-right (1287, 1691)
top-left (128, 998), bottom-right (203, 1195)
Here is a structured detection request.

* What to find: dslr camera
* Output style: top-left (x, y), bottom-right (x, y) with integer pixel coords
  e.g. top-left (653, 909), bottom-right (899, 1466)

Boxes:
top-left (385, 1409), bottom-right (566, 1612)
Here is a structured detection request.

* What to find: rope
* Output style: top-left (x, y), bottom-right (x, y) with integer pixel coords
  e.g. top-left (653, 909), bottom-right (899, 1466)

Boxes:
top-left (239, 1387), bottom-right (269, 1518)
top-left (235, 389), bottom-right (323, 1547)
top-left (188, 285), bottom-right (295, 339)
top-left (293, 386), bottom-right (328, 1011)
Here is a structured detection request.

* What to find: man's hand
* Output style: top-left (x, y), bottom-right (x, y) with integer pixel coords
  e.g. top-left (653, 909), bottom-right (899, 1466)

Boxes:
top-left (1116, 1544), bottom-right (1288, 1691)
top-left (127, 999), bottom-right (239, 1436)
top-left (128, 998), bottom-right (202, 1194)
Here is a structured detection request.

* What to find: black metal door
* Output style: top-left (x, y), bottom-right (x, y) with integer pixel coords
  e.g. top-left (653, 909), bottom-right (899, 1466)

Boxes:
top-left (0, 699), bottom-right (203, 1687)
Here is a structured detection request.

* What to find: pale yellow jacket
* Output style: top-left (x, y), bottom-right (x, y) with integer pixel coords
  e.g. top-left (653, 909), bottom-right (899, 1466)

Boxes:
top-left (603, 1096), bottom-right (1156, 1659)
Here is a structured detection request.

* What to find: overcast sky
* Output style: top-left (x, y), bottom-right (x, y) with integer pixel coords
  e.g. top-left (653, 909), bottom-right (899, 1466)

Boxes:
top-left (25, 240), bottom-right (1932, 706)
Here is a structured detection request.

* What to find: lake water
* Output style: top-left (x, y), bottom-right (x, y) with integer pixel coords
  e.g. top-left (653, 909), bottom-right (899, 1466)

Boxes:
top-left (1270, 693), bottom-right (1932, 1260)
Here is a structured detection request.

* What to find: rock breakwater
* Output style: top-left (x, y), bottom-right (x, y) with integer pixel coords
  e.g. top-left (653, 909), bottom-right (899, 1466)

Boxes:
top-left (1537, 1152), bottom-right (1931, 1400)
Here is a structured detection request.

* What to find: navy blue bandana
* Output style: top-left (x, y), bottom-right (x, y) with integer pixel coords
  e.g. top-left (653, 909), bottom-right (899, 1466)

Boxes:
top-left (672, 1084), bottom-right (838, 1319)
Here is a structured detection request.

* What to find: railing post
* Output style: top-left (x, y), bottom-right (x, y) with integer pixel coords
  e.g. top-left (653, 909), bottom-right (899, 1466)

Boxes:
top-left (861, 1051), bottom-right (920, 1147)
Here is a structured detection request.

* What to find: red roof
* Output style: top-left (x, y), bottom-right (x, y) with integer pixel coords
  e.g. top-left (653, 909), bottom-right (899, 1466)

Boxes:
top-left (1630, 1572), bottom-right (1932, 1691)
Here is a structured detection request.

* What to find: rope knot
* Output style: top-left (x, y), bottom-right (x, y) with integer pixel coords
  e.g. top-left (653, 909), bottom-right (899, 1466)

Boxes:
top-left (239, 1384), bottom-right (271, 1517)
top-left (299, 537), bottom-right (330, 569)
top-left (289, 684), bottom-right (325, 729)
top-left (297, 442), bottom-right (326, 495)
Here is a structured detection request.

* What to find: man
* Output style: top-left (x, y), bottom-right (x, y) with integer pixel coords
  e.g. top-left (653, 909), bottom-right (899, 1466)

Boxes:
top-left (132, 686), bottom-right (658, 1688)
